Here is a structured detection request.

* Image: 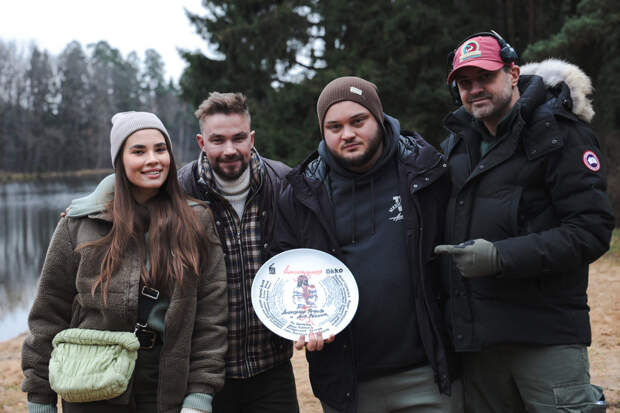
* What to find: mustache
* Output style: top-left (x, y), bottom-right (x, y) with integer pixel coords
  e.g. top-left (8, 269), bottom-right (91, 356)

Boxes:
top-left (467, 92), bottom-right (492, 103)
top-left (218, 154), bottom-right (243, 162)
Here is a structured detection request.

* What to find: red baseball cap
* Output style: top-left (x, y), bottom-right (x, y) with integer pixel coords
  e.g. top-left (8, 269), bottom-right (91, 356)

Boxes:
top-left (447, 36), bottom-right (508, 83)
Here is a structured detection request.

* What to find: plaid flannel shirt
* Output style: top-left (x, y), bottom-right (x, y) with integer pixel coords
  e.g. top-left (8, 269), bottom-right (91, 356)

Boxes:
top-left (198, 150), bottom-right (291, 378)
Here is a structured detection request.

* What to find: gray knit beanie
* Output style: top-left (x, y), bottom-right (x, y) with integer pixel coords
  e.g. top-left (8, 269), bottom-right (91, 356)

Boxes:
top-left (109, 111), bottom-right (171, 167)
top-left (316, 76), bottom-right (385, 137)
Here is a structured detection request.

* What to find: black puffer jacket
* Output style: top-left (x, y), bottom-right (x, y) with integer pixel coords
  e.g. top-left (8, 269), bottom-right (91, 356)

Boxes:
top-left (440, 69), bottom-right (615, 352)
top-left (271, 119), bottom-right (455, 413)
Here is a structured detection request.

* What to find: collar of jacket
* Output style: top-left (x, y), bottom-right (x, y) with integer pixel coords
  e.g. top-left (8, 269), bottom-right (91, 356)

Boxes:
top-left (442, 74), bottom-right (574, 160)
top-left (197, 147), bottom-right (264, 198)
top-left (296, 117), bottom-right (444, 179)
top-left (399, 132), bottom-right (448, 194)
top-left (444, 75), bottom-right (546, 133)
top-left (87, 210), bottom-right (113, 222)
top-left (286, 131), bottom-right (447, 203)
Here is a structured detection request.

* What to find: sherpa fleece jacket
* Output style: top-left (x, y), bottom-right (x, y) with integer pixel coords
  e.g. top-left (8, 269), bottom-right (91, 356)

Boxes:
top-left (21, 204), bottom-right (228, 413)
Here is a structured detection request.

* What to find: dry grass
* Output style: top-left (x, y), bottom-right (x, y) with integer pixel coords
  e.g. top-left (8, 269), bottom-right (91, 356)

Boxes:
top-left (2, 254), bottom-right (618, 412)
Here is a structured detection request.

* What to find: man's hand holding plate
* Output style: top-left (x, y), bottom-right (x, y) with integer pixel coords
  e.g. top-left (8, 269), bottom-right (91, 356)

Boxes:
top-left (295, 332), bottom-right (335, 352)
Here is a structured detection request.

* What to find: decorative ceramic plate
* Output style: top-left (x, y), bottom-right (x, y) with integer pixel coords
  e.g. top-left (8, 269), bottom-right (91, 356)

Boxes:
top-left (251, 248), bottom-right (359, 341)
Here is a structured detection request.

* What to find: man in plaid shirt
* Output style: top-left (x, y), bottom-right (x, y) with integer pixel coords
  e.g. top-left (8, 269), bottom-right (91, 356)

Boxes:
top-left (178, 92), bottom-right (298, 413)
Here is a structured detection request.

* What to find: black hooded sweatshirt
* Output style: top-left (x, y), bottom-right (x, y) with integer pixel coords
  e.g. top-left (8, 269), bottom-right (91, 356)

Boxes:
top-left (316, 115), bottom-right (428, 378)
top-left (271, 113), bottom-right (455, 412)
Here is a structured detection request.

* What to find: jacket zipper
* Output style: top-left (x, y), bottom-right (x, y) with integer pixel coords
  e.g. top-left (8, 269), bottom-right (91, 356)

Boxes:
top-left (409, 162), bottom-right (449, 392)
top-left (415, 199), bottom-right (445, 369)
top-left (295, 186), bottom-right (358, 402)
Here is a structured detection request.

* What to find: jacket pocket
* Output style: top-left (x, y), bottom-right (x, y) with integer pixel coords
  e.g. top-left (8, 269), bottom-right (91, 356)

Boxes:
top-left (468, 186), bottom-right (522, 240)
top-left (509, 186), bottom-right (523, 236)
top-left (161, 356), bottom-right (189, 404)
top-left (553, 383), bottom-right (606, 412)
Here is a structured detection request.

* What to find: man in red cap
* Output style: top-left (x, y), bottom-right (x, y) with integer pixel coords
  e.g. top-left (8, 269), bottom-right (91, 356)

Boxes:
top-left (435, 32), bottom-right (614, 412)
top-left (445, 34), bottom-right (519, 136)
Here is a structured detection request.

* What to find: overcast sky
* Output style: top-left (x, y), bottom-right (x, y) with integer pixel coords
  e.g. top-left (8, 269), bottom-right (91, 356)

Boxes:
top-left (0, 0), bottom-right (212, 82)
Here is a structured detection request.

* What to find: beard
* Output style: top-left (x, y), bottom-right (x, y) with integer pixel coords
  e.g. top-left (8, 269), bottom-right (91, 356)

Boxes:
top-left (332, 129), bottom-right (383, 171)
top-left (467, 76), bottom-right (514, 122)
top-left (212, 154), bottom-right (249, 181)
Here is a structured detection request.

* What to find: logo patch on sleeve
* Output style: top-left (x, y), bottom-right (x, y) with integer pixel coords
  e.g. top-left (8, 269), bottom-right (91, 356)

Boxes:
top-left (582, 150), bottom-right (600, 172)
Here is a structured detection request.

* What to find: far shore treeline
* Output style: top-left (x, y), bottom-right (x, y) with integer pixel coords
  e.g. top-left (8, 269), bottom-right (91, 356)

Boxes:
top-left (0, 40), bottom-right (198, 171)
top-left (1, 0), bottom-right (618, 221)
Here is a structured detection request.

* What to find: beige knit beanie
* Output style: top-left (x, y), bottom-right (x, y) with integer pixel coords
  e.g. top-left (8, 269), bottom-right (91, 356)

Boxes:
top-left (109, 111), bottom-right (171, 167)
top-left (316, 76), bottom-right (385, 137)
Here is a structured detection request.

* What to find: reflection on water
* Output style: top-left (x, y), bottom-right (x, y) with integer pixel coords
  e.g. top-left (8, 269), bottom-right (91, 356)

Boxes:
top-left (0, 177), bottom-right (101, 341)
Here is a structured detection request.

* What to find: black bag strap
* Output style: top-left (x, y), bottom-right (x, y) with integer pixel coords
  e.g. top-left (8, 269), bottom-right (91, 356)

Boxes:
top-left (136, 282), bottom-right (160, 327)
top-left (134, 236), bottom-right (167, 335)
top-left (136, 238), bottom-right (159, 329)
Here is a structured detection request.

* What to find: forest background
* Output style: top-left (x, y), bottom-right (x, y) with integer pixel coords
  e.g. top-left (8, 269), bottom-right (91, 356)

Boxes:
top-left (1, 0), bottom-right (619, 221)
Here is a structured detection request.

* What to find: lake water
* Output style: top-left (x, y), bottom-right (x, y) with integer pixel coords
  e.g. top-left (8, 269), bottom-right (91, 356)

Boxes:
top-left (0, 177), bottom-right (102, 341)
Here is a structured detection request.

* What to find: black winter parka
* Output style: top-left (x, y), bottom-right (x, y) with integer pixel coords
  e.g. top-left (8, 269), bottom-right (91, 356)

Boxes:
top-left (440, 74), bottom-right (615, 352)
top-left (271, 130), bottom-right (455, 413)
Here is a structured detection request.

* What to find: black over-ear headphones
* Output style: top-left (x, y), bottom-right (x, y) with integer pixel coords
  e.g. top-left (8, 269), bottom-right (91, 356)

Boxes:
top-left (447, 30), bottom-right (518, 106)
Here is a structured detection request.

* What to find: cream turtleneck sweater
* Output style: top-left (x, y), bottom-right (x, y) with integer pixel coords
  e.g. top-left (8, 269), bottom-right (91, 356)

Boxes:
top-left (212, 167), bottom-right (251, 219)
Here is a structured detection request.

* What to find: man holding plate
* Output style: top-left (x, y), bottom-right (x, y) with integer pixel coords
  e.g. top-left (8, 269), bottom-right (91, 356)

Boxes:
top-left (271, 77), bottom-right (461, 413)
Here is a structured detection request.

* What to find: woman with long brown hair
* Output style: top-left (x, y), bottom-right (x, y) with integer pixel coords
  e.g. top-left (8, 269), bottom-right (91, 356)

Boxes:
top-left (22, 112), bottom-right (227, 413)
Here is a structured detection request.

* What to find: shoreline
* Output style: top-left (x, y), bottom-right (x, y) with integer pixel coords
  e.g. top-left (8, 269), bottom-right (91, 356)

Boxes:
top-left (0, 169), bottom-right (113, 184)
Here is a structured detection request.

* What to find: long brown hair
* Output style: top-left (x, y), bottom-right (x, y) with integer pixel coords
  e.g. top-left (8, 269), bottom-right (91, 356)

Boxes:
top-left (80, 135), bottom-right (210, 304)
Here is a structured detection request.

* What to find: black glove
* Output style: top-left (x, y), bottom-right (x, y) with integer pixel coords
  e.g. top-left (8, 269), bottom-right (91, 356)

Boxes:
top-left (434, 239), bottom-right (501, 278)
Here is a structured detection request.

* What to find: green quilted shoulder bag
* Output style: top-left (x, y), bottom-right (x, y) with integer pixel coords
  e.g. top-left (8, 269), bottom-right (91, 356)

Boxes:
top-left (49, 328), bottom-right (140, 402)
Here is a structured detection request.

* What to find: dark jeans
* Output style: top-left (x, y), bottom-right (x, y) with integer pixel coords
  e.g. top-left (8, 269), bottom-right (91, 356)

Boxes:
top-left (213, 360), bottom-right (299, 413)
top-left (132, 343), bottom-right (161, 412)
top-left (462, 344), bottom-right (606, 413)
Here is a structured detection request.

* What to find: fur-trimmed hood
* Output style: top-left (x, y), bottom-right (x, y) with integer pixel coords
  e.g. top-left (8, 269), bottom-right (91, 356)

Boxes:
top-left (520, 58), bottom-right (594, 123)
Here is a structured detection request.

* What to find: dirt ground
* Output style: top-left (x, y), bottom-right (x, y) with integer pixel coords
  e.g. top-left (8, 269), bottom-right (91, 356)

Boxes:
top-left (1, 257), bottom-right (618, 412)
